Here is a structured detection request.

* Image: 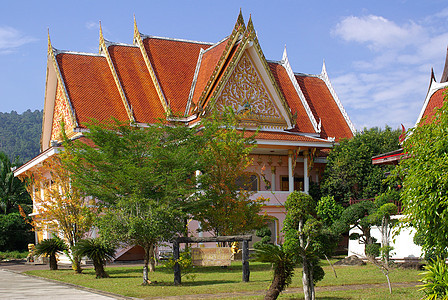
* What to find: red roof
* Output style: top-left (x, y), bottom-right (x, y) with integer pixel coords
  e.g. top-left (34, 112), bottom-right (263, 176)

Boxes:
top-left (268, 62), bottom-right (315, 133)
top-left (420, 88), bottom-right (446, 123)
top-left (56, 53), bottom-right (129, 127)
top-left (191, 38), bottom-right (229, 110)
top-left (295, 75), bottom-right (353, 141)
top-left (108, 45), bottom-right (165, 123)
top-left (49, 17), bottom-right (354, 147)
top-left (142, 37), bottom-right (211, 114)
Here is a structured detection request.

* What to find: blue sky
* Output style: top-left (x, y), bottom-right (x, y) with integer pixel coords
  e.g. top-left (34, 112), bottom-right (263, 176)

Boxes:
top-left (1, 0), bottom-right (448, 130)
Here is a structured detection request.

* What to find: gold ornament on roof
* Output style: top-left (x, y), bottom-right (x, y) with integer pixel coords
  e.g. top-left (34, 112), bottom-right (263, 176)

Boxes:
top-left (215, 52), bottom-right (282, 123)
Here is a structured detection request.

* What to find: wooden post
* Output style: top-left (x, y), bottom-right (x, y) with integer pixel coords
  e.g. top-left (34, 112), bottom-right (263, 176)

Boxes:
top-left (242, 240), bottom-right (250, 282)
top-left (173, 240), bottom-right (181, 285)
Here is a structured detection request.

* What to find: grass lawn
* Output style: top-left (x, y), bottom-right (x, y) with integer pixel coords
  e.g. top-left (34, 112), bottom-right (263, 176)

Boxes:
top-left (26, 260), bottom-right (424, 299)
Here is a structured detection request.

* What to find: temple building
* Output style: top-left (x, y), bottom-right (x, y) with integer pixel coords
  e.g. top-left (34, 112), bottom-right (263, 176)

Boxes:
top-left (14, 13), bottom-right (354, 256)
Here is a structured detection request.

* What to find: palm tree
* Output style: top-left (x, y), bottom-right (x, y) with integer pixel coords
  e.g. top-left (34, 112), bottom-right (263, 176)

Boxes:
top-left (34, 237), bottom-right (68, 270)
top-left (73, 238), bottom-right (115, 278)
top-left (253, 243), bottom-right (296, 300)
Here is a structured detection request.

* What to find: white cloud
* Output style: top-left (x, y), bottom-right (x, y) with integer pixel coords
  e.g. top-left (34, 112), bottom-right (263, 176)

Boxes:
top-left (0, 26), bottom-right (36, 52)
top-left (331, 14), bottom-right (448, 130)
top-left (333, 15), bottom-right (424, 51)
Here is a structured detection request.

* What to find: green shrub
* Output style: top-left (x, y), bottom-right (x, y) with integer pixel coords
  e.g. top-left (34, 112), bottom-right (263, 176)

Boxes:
top-left (0, 213), bottom-right (34, 251)
top-left (365, 243), bottom-right (381, 258)
top-left (419, 257), bottom-right (448, 299)
top-left (0, 250), bottom-right (28, 260)
top-left (164, 250), bottom-right (195, 280)
top-left (73, 238), bottom-right (115, 278)
top-left (34, 237), bottom-right (68, 270)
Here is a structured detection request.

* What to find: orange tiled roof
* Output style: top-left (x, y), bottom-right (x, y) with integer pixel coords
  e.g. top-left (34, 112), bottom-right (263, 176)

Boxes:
top-left (108, 45), bottom-right (165, 123)
top-left (191, 38), bottom-right (229, 110)
top-left (268, 62), bottom-right (315, 133)
top-left (421, 88), bottom-right (446, 123)
top-left (142, 37), bottom-right (212, 115)
top-left (56, 53), bottom-right (129, 127)
top-left (295, 75), bottom-right (353, 141)
top-left (50, 18), bottom-right (353, 145)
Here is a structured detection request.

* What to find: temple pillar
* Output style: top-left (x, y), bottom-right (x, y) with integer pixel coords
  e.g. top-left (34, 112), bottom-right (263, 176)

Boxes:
top-left (288, 150), bottom-right (294, 192)
top-left (304, 150), bottom-right (309, 194)
top-left (271, 166), bottom-right (276, 191)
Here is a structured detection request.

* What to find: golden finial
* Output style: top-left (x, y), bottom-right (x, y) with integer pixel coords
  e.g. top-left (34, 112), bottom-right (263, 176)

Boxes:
top-left (47, 28), bottom-right (53, 55)
top-left (99, 21), bottom-right (106, 54)
top-left (133, 14), bottom-right (141, 45)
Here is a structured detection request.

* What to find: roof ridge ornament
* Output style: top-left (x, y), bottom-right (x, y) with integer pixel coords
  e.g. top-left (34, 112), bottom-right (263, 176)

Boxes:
top-left (281, 48), bottom-right (319, 133)
top-left (281, 45), bottom-right (288, 64)
top-left (99, 21), bottom-right (105, 54)
top-left (133, 14), bottom-right (141, 46)
top-left (440, 45), bottom-right (448, 83)
top-left (47, 28), bottom-right (53, 56)
top-left (319, 60), bottom-right (356, 134)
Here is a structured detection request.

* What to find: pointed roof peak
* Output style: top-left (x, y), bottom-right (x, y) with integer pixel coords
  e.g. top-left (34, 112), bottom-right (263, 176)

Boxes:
top-left (440, 45), bottom-right (448, 83)
top-left (282, 45), bottom-right (288, 63)
top-left (321, 59), bottom-right (327, 76)
top-left (47, 28), bottom-right (53, 55)
top-left (247, 14), bottom-right (254, 32)
top-left (133, 14), bottom-right (141, 45)
top-left (234, 9), bottom-right (245, 32)
top-left (431, 67), bottom-right (436, 82)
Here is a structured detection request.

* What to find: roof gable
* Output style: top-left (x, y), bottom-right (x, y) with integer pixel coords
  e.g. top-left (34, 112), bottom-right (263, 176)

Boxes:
top-left (214, 51), bottom-right (289, 128)
top-left (201, 17), bottom-right (293, 129)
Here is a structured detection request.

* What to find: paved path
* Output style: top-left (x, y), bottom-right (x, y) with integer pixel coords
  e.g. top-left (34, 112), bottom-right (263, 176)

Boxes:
top-left (0, 269), bottom-right (120, 300)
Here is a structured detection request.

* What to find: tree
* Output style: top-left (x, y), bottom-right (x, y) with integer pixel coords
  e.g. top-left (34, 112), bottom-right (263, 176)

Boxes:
top-left (321, 127), bottom-right (401, 203)
top-left (283, 191), bottom-right (325, 300)
top-left (0, 151), bottom-right (31, 214)
top-left (63, 119), bottom-right (201, 284)
top-left (370, 192), bottom-right (398, 267)
top-left (253, 243), bottom-right (295, 300)
top-left (26, 155), bottom-right (96, 273)
top-left (73, 238), bottom-right (115, 278)
top-left (396, 99), bottom-right (448, 258)
top-left (194, 109), bottom-right (265, 238)
top-left (34, 237), bottom-right (68, 270)
top-left (0, 110), bottom-right (42, 164)
top-left (333, 200), bottom-right (378, 257)
top-left (0, 212), bottom-right (34, 251)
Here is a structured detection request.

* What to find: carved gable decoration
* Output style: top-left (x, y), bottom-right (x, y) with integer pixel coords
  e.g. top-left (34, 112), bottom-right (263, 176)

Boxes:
top-left (214, 52), bottom-right (286, 127)
top-left (51, 82), bottom-right (75, 141)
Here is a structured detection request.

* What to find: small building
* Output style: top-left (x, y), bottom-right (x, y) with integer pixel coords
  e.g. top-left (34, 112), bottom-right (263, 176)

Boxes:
top-left (14, 13), bottom-right (354, 256)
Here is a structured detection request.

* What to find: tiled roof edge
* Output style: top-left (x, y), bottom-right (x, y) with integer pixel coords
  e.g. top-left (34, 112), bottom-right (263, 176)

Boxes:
top-left (280, 47), bottom-right (319, 133)
top-left (319, 61), bottom-right (356, 135)
top-left (415, 79), bottom-right (448, 125)
top-left (186, 48), bottom-right (205, 116)
top-left (140, 34), bottom-right (214, 46)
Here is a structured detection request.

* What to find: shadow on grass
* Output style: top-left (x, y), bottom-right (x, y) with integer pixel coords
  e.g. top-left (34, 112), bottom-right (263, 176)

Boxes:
top-left (287, 297), bottom-right (352, 300)
top-left (136, 279), bottom-right (239, 287)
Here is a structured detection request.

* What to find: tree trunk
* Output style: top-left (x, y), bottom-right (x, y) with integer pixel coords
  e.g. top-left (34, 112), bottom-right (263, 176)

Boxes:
top-left (49, 254), bottom-right (58, 270)
top-left (72, 255), bottom-right (82, 274)
top-left (149, 243), bottom-right (156, 272)
top-left (142, 245), bottom-right (150, 285)
top-left (264, 273), bottom-right (282, 300)
top-left (382, 217), bottom-right (390, 267)
top-left (302, 257), bottom-right (314, 300)
top-left (93, 259), bottom-right (109, 278)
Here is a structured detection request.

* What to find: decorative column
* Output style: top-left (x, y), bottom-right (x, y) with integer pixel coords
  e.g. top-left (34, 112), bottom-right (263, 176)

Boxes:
top-left (271, 166), bottom-right (276, 191)
top-left (288, 150), bottom-right (294, 192)
top-left (303, 150), bottom-right (309, 194)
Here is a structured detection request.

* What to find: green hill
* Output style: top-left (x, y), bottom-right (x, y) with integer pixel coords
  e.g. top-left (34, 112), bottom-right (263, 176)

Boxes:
top-left (0, 110), bottom-right (43, 164)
